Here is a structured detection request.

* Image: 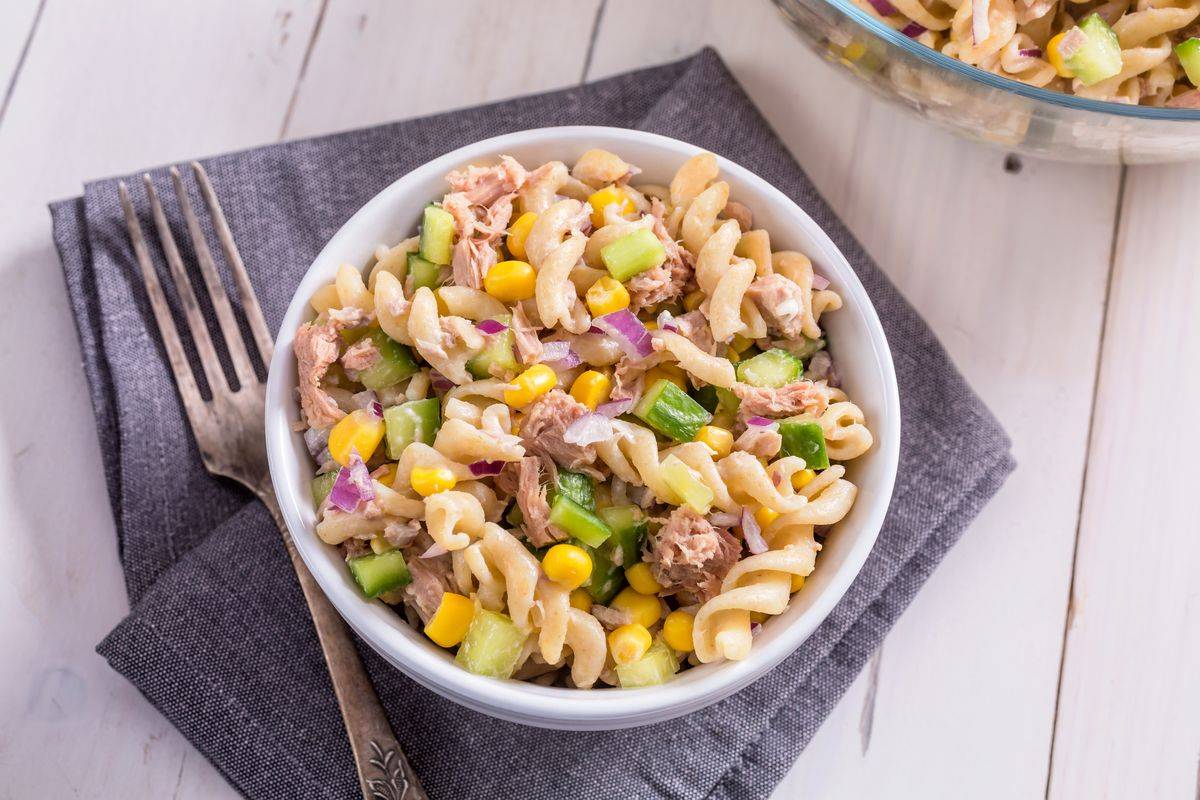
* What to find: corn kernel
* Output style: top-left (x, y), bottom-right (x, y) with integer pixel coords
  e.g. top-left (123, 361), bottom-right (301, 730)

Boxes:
top-left (424, 592), bottom-right (475, 648)
top-left (644, 364), bottom-right (687, 392)
top-left (608, 623), bottom-right (653, 665)
top-left (506, 212), bottom-right (538, 261)
top-left (569, 588), bottom-right (593, 612)
top-left (730, 334), bottom-right (754, 354)
top-left (587, 185), bottom-right (637, 228)
top-left (625, 562), bottom-right (663, 595)
top-left (585, 275), bottom-right (631, 317)
top-left (569, 370), bottom-right (612, 410)
top-left (373, 463), bottom-right (398, 487)
top-left (369, 535), bottom-right (393, 555)
top-left (844, 41), bottom-right (867, 61)
top-left (542, 543), bottom-right (593, 590)
top-left (484, 259), bottom-right (537, 303)
top-left (611, 587), bottom-right (662, 629)
top-left (662, 610), bottom-right (695, 652)
top-left (328, 408), bottom-right (386, 466)
top-left (504, 363), bottom-right (558, 408)
top-left (695, 426), bottom-right (733, 459)
top-left (754, 505), bottom-right (780, 529)
top-left (791, 574), bottom-right (806, 593)
top-left (683, 290), bottom-right (705, 312)
top-left (1046, 32), bottom-right (1074, 78)
top-left (792, 468), bottom-right (816, 490)
top-left (410, 465), bottom-right (456, 497)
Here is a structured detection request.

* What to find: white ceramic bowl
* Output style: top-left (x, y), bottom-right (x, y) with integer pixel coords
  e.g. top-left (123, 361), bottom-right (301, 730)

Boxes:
top-left (266, 126), bottom-right (900, 730)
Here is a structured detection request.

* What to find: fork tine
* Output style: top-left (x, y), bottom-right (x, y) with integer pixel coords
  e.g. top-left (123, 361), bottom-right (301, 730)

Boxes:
top-left (142, 173), bottom-right (229, 395)
top-left (119, 182), bottom-right (208, 420)
top-left (169, 166), bottom-right (257, 389)
top-left (192, 161), bottom-right (275, 365)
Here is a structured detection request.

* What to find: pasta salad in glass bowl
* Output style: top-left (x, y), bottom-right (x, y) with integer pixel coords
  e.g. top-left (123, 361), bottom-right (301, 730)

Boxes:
top-left (267, 127), bottom-right (899, 727)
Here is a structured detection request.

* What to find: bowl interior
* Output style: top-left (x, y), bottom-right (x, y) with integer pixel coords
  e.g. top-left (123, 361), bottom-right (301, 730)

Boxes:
top-left (266, 126), bottom-right (900, 728)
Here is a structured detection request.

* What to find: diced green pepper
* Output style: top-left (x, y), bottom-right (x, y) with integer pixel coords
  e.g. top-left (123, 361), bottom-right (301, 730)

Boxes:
top-left (616, 639), bottom-right (680, 687)
top-left (407, 252), bottom-right (444, 292)
top-left (779, 420), bottom-right (830, 469)
top-left (455, 608), bottom-right (526, 678)
top-left (551, 470), bottom-right (595, 510)
top-left (311, 472), bottom-right (337, 509)
top-left (465, 315), bottom-right (519, 379)
top-left (736, 348), bottom-right (804, 388)
top-left (1176, 38), bottom-right (1200, 87)
top-left (548, 494), bottom-right (613, 548)
top-left (347, 550), bottom-right (412, 599)
top-left (1062, 14), bottom-right (1123, 86)
top-left (633, 379), bottom-right (712, 442)
top-left (355, 328), bottom-right (420, 391)
top-left (419, 205), bottom-right (455, 265)
top-left (600, 228), bottom-right (666, 281)
top-left (383, 397), bottom-right (442, 459)
top-left (585, 506), bottom-right (649, 603)
top-left (659, 454), bottom-right (714, 514)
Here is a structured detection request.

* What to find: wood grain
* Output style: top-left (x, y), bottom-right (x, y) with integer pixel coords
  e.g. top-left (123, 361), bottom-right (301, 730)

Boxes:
top-left (1047, 163), bottom-right (1200, 799)
top-left (587, 3), bottom-right (1120, 797)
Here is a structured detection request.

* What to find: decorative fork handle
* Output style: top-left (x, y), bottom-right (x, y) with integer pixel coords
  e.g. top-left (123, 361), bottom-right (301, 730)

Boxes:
top-left (256, 483), bottom-right (427, 800)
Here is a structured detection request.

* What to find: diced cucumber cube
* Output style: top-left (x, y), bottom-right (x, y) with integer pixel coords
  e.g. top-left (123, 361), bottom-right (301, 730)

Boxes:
top-left (600, 228), bottom-right (666, 281)
top-left (616, 639), bottom-right (680, 687)
top-left (347, 550), bottom-right (412, 599)
top-left (633, 379), bottom-right (712, 442)
top-left (356, 328), bottom-right (420, 391)
top-left (548, 495), bottom-right (613, 548)
top-left (736, 348), bottom-right (804, 388)
top-left (311, 472), bottom-right (337, 509)
top-left (779, 420), bottom-right (830, 470)
top-left (585, 506), bottom-right (649, 603)
top-left (790, 336), bottom-right (826, 360)
top-left (455, 608), bottom-right (527, 678)
top-left (1062, 14), bottom-right (1123, 86)
top-left (660, 454), bottom-right (714, 514)
top-left (1176, 38), bottom-right (1200, 86)
top-left (419, 205), bottom-right (455, 265)
top-left (407, 252), bottom-right (445, 291)
top-left (465, 315), bottom-right (519, 380)
top-left (551, 470), bottom-right (595, 510)
top-left (383, 398), bottom-right (442, 459)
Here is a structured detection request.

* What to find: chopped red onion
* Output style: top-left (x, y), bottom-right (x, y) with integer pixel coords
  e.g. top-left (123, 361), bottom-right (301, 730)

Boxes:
top-left (811, 273), bottom-right (831, 291)
top-left (597, 397), bottom-right (635, 418)
top-left (746, 416), bottom-right (778, 428)
top-left (370, 401), bottom-right (384, 419)
top-left (750, 622), bottom-right (763, 638)
top-left (592, 309), bottom-right (653, 359)
top-left (865, 0), bottom-right (899, 14)
top-left (900, 21), bottom-right (927, 37)
top-left (429, 371), bottom-right (453, 393)
top-left (656, 310), bottom-right (680, 333)
top-left (741, 507), bottom-right (769, 554)
top-left (588, 325), bottom-right (603, 334)
top-left (329, 452), bottom-right (375, 512)
top-left (303, 427), bottom-right (329, 459)
top-left (468, 459), bottom-right (506, 477)
top-left (539, 340), bottom-right (582, 369)
top-left (563, 413), bottom-right (614, 446)
top-left (475, 318), bottom-right (508, 335)
top-left (420, 542), bottom-right (448, 559)
top-left (1018, 47), bottom-right (1043, 57)
top-left (708, 511), bottom-right (740, 527)
top-left (351, 390), bottom-right (378, 411)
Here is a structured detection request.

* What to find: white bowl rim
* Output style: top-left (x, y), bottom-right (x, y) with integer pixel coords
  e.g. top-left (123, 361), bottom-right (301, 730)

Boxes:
top-left (265, 125), bottom-right (901, 729)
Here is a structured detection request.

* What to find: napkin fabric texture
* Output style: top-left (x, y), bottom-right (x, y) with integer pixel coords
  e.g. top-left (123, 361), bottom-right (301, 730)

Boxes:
top-left (52, 49), bottom-right (1014, 800)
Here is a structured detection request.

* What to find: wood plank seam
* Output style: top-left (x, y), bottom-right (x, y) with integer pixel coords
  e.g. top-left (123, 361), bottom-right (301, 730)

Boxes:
top-left (278, 0), bottom-right (330, 141)
top-left (0, 0), bottom-right (46, 134)
top-left (1042, 163), bottom-right (1129, 800)
top-left (579, 0), bottom-right (609, 83)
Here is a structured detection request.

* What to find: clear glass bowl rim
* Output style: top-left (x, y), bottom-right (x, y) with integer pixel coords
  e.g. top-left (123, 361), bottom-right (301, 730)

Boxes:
top-left (783, 0), bottom-right (1200, 120)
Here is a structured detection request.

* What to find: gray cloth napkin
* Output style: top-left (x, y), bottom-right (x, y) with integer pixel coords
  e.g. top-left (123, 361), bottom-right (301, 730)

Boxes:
top-left (51, 49), bottom-right (1014, 800)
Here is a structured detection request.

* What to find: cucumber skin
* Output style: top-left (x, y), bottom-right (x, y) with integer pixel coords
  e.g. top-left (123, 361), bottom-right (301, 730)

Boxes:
top-left (1065, 14), bottom-right (1123, 86)
top-left (465, 316), bottom-right (518, 379)
top-left (616, 639), bottom-right (680, 687)
top-left (311, 472), bottom-right (337, 509)
top-left (419, 206), bottom-right (455, 265)
top-left (548, 495), bottom-right (613, 548)
top-left (1176, 38), bottom-right (1200, 86)
top-left (779, 420), bottom-right (830, 470)
top-left (383, 398), bottom-right (442, 459)
top-left (356, 329), bottom-right (420, 391)
top-left (455, 608), bottom-right (526, 678)
top-left (348, 550), bottom-right (412, 599)
top-left (736, 348), bottom-right (803, 388)
top-left (586, 506), bottom-right (649, 603)
top-left (600, 228), bottom-right (666, 282)
top-left (552, 470), bottom-right (595, 510)
top-left (407, 252), bottom-right (444, 291)
top-left (634, 379), bottom-right (713, 442)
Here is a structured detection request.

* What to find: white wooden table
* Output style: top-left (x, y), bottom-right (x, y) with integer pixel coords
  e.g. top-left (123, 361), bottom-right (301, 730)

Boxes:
top-left (0, 2), bottom-right (1195, 797)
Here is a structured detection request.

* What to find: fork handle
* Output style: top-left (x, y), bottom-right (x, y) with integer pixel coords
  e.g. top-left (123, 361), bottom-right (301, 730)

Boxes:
top-left (256, 485), bottom-right (428, 800)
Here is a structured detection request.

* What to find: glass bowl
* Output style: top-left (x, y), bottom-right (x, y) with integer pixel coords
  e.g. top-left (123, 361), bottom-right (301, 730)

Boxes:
top-left (772, 0), bottom-right (1200, 163)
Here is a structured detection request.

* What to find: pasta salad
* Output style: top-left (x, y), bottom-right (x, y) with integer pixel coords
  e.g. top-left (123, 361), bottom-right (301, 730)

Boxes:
top-left (850, 0), bottom-right (1200, 107)
top-left (293, 149), bottom-right (873, 689)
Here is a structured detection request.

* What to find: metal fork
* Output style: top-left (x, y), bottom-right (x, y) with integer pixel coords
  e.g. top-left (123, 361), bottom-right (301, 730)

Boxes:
top-left (120, 163), bottom-right (426, 800)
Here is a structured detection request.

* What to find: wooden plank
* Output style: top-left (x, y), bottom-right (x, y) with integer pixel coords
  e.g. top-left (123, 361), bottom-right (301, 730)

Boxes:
top-left (1048, 163), bottom-right (1200, 799)
top-left (0, 3), bottom-right (322, 798)
top-left (588, 4), bottom-right (1121, 797)
top-left (283, 0), bottom-right (601, 139)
